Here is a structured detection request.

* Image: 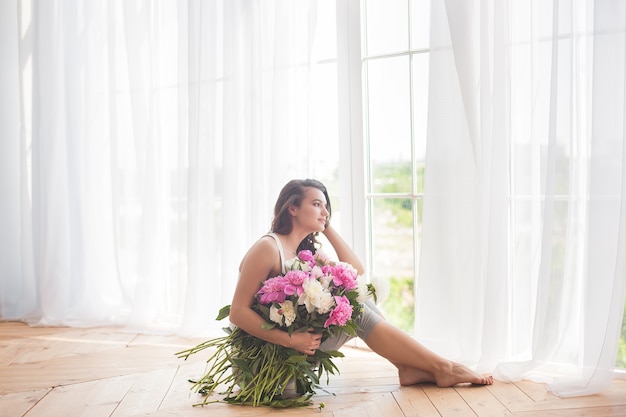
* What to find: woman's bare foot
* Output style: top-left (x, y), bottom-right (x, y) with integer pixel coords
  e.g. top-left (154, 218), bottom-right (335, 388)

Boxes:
top-left (434, 361), bottom-right (494, 387)
top-left (397, 365), bottom-right (435, 386)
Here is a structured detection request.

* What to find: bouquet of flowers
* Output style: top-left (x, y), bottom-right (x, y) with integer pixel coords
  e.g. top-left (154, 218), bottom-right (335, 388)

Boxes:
top-left (176, 249), bottom-right (376, 408)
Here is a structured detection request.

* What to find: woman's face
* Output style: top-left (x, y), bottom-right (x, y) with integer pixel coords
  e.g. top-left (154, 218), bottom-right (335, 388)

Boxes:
top-left (291, 187), bottom-right (329, 232)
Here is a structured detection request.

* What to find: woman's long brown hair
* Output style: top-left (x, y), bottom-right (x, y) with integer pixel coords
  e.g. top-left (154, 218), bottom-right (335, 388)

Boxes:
top-left (270, 179), bottom-right (332, 254)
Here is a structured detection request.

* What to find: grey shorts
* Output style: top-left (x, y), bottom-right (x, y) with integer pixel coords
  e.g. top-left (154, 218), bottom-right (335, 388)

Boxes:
top-left (319, 299), bottom-right (384, 351)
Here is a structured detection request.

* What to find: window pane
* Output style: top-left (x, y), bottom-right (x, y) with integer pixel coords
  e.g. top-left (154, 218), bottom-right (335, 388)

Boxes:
top-left (411, 53), bottom-right (429, 192)
top-left (619, 303), bottom-right (626, 368)
top-left (372, 162), bottom-right (412, 194)
top-left (364, 0), bottom-right (409, 56)
top-left (370, 197), bottom-right (415, 334)
top-left (367, 56), bottom-right (411, 192)
top-left (410, 0), bottom-right (430, 49)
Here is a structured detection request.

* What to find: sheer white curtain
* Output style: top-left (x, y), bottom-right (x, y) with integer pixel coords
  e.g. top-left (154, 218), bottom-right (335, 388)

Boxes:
top-left (0, 0), bottom-right (342, 336)
top-left (418, 0), bottom-right (626, 396)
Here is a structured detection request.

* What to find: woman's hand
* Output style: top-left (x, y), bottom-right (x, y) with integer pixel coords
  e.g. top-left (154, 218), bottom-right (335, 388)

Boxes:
top-left (288, 328), bottom-right (322, 355)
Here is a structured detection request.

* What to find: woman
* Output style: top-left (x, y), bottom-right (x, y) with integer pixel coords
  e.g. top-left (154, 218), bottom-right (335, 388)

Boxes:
top-left (229, 179), bottom-right (493, 387)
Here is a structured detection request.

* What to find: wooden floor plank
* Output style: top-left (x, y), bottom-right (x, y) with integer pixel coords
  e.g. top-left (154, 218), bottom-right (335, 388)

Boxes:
top-left (129, 333), bottom-right (209, 352)
top-left (22, 376), bottom-right (135, 417)
top-left (485, 380), bottom-right (535, 413)
top-left (422, 384), bottom-right (478, 417)
top-left (157, 361), bottom-right (213, 411)
top-left (110, 367), bottom-right (179, 417)
top-left (0, 389), bottom-right (49, 417)
top-left (513, 379), bottom-right (553, 402)
top-left (332, 392), bottom-right (403, 417)
top-left (455, 384), bottom-right (512, 417)
top-left (0, 322), bottom-right (61, 339)
top-left (393, 385), bottom-right (442, 417)
top-left (2, 338), bottom-right (70, 365)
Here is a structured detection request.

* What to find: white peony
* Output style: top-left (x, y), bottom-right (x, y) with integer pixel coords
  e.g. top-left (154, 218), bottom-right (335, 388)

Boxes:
top-left (309, 265), bottom-right (324, 279)
top-left (298, 279), bottom-right (334, 314)
top-left (269, 301), bottom-right (297, 327)
top-left (269, 305), bottom-right (283, 325)
top-left (320, 274), bottom-right (333, 290)
top-left (356, 277), bottom-right (370, 303)
top-left (280, 301), bottom-right (296, 326)
top-left (317, 291), bottom-right (335, 313)
top-left (355, 274), bottom-right (386, 304)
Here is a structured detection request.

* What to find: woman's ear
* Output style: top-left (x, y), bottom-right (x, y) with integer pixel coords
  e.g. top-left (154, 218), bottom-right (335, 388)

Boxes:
top-left (288, 205), bottom-right (297, 216)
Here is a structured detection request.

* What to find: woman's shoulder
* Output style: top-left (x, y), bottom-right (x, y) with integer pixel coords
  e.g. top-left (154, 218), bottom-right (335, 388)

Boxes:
top-left (256, 233), bottom-right (281, 251)
top-left (245, 235), bottom-right (280, 256)
top-left (239, 235), bottom-right (281, 270)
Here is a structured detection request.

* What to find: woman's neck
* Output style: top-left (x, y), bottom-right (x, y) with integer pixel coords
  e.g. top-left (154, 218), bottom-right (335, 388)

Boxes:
top-left (275, 231), bottom-right (308, 256)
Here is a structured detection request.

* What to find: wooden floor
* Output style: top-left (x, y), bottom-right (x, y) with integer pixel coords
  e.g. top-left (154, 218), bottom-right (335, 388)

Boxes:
top-left (1, 322), bottom-right (626, 417)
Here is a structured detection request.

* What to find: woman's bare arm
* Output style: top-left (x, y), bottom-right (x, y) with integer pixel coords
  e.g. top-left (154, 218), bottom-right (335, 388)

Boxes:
top-left (322, 223), bottom-right (365, 275)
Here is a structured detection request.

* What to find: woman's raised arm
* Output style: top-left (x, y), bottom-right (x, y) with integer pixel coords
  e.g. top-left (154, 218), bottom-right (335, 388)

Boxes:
top-left (322, 223), bottom-right (365, 275)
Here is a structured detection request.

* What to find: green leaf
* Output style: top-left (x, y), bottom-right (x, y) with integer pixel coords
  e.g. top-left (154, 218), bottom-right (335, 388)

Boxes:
top-left (256, 304), bottom-right (271, 317)
top-left (316, 349), bottom-right (344, 359)
top-left (261, 322), bottom-right (277, 330)
top-left (282, 348), bottom-right (301, 356)
top-left (302, 366), bottom-right (320, 383)
top-left (367, 283), bottom-right (378, 303)
top-left (285, 354), bottom-right (307, 364)
top-left (319, 358), bottom-right (340, 375)
top-left (231, 358), bottom-right (253, 374)
top-left (215, 305), bottom-right (231, 321)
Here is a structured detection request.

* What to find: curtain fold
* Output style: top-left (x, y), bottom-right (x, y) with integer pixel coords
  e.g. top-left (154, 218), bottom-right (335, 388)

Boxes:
top-left (419, 0), bottom-right (626, 396)
top-left (1, 0), bottom-right (339, 337)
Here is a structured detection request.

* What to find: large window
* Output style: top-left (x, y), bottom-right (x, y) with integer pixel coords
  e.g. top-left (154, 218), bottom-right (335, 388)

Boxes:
top-left (362, 0), bottom-right (430, 334)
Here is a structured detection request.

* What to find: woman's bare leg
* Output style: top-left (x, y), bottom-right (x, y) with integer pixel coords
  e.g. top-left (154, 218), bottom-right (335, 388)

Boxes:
top-left (393, 363), bottom-right (436, 385)
top-left (364, 321), bottom-right (493, 387)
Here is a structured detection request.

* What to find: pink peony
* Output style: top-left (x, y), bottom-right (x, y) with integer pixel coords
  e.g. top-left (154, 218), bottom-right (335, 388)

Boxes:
top-left (328, 262), bottom-right (358, 290)
top-left (282, 270), bottom-right (308, 296)
top-left (323, 295), bottom-right (353, 328)
top-left (297, 250), bottom-right (318, 268)
top-left (257, 276), bottom-right (288, 304)
top-left (297, 250), bottom-right (314, 263)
